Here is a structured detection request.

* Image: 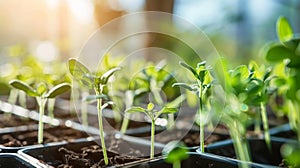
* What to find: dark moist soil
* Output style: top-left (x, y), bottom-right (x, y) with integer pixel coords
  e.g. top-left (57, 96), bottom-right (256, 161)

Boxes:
top-left (55, 135), bottom-right (144, 168)
top-left (0, 113), bottom-right (37, 128)
top-left (0, 125), bottom-right (89, 147)
top-left (57, 145), bottom-right (141, 168)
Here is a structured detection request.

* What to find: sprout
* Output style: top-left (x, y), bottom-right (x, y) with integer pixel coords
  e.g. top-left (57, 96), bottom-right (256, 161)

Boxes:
top-left (163, 141), bottom-right (189, 168)
top-left (9, 80), bottom-right (70, 144)
top-left (68, 58), bottom-right (120, 165)
top-left (173, 61), bottom-right (213, 153)
top-left (126, 102), bottom-right (177, 159)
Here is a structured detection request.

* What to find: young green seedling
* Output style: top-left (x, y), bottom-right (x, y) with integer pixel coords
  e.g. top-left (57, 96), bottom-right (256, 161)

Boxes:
top-left (68, 58), bottom-right (120, 165)
top-left (126, 102), bottom-right (177, 159)
top-left (9, 80), bottom-right (70, 144)
top-left (162, 141), bottom-right (189, 168)
top-left (172, 61), bottom-right (213, 153)
top-left (265, 16), bottom-right (300, 140)
top-left (245, 62), bottom-right (275, 149)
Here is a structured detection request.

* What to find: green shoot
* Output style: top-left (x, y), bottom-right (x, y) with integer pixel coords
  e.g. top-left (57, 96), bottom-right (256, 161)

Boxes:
top-left (172, 61), bottom-right (213, 153)
top-left (68, 58), bottom-right (120, 165)
top-left (9, 80), bottom-right (70, 144)
top-left (126, 102), bottom-right (177, 159)
top-left (163, 141), bottom-right (189, 168)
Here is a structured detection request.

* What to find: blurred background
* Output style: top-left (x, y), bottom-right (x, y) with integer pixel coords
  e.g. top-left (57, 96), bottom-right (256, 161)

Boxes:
top-left (0, 0), bottom-right (299, 66)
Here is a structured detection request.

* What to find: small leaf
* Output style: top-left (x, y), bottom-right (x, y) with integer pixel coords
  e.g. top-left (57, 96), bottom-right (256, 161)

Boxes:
top-left (147, 102), bottom-right (154, 111)
top-left (277, 16), bottom-right (293, 43)
top-left (37, 82), bottom-right (47, 95)
top-left (179, 61), bottom-right (199, 79)
top-left (45, 83), bottom-right (71, 98)
top-left (163, 141), bottom-right (189, 163)
top-left (68, 58), bottom-right (90, 78)
top-left (160, 107), bottom-right (177, 114)
top-left (126, 107), bottom-right (146, 113)
top-left (9, 80), bottom-right (38, 97)
top-left (265, 44), bottom-right (292, 62)
top-left (102, 101), bottom-right (114, 109)
top-left (100, 67), bottom-right (121, 84)
top-left (172, 83), bottom-right (196, 92)
top-left (196, 61), bottom-right (206, 69)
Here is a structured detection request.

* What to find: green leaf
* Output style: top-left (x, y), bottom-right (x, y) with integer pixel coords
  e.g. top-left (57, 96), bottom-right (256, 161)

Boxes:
top-left (45, 83), bottom-right (71, 98)
top-left (68, 58), bottom-right (90, 78)
top-left (37, 82), bottom-right (47, 95)
top-left (126, 107), bottom-right (146, 113)
top-left (277, 16), bottom-right (293, 43)
top-left (163, 141), bottom-right (189, 163)
top-left (172, 83), bottom-right (196, 92)
top-left (196, 61), bottom-right (206, 69)
top-left (100, 67), bottom-right (121, 84)
top-left (9, 80), bottom-right (38, 97)
top-left (179, 61), bottom-right (199, 79)
top-left (160, 107), bottom-right (177, 114)
top-left (265, 44), bottom-right (292, 62)
top-left (147, 102), bottom-right (154, 111)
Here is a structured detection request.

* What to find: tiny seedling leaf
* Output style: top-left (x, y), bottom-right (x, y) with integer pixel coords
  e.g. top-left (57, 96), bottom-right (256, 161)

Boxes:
top-left (277, 16), bottom-right (293, 43)
top-left (68, 58), bottom-right (91, 78)
top-left (9, 80), bottom-right (38, 97)
top-left (100, 67), bottom-right (121, 84)
top-left (163, 141), bottom-right (189, 163)
top-left (102, 101), bottom-right (114, 109)
top-left (179, 61), bottom-right (199, 79)
top-left (147, 102), bottom-right (154, 111)
top-left (160, 107), bottom-right (177, 114)
top-left (37, 82), bottom-right (47, 96)
top-left (265, 44), bottom-right (292, 62)
top-left (126, 107), bottom-right (146, 113)
top-left (172, 83), bottom-right (196, 92)
top-left (45, 83), bottom-right (71, 98)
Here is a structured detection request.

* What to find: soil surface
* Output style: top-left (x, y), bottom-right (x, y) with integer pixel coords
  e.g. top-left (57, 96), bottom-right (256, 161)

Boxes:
top-left (0, 125), bottom-right (89, 147)
top-left (57, 145), bottom-right (141, 167)
top-left (0, 113), bottom-right (37, 128)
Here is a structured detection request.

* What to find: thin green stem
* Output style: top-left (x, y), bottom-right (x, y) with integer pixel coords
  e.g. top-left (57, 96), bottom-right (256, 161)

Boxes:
top-left (254, 109), bottom-right (261, 135)
top-left (173, 161), bottom-right (181, 168)
top-left (120, 113), bottom-right (130, 134)
top-left (295, 101), bottom-right (300, 141)
top-left (37, 97), bottom-right (46, 144)
top-left (47, 98), bottom-right (55, 119)
top-left (18, 91), bottom-right (27, 108)
top-left (81, 100), bottom-right (88, 127)
top-left (260, 102), bottom-right (271, 150)
top-left (198, 81), bottom-right (205, 153)
top-left (96, 85), bottom-right (108, 165)
top-left (150, 120), bottom-right (155, 159)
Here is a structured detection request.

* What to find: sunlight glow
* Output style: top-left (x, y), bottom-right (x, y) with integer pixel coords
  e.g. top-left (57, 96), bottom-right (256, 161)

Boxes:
top-left (67, 0), bottom-right (94, 24)
top-left (35, 41), bottom-right (58, 62)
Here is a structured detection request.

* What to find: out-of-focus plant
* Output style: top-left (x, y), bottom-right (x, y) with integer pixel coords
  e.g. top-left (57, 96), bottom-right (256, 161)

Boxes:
top-left (173, 61), bottom-right (213, 153)
top-left (163, 141), bottom-right (189, 168)
top-left (126, 102), bottom-right (177, 159)
top-left (265, 16), bottom-right (300, 141)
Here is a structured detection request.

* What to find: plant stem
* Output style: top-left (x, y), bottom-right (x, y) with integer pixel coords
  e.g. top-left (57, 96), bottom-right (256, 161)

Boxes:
top-left (254, 109), bottom-right (261, 135)
top-left (260, 102), bottom-right (271, 150)
top-left (81, 90), bottom-right (89, 127)
top-left (198, 81), bottom-right (205, 153)
top-left (18, 90), bottom-right (27, 108)
top-left (96, 85), bottom-right (108, 165)
top-left (120, 113), bottom-right (130, 134)
top-left (47, 98), bottom-right (55, 119)
top-left (173, 161), bottom-right (181, 168)
top-left (150, 120), bottom-right (155, 159)
top-left (37, 97), bottom-right (46, 144)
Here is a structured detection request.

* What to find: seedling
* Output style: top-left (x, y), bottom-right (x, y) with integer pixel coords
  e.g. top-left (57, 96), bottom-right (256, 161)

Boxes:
top-left (68, 58), bottom-right (120, 165)
top-left (126, 102), bottom-right (177, 159)
top-left (265, 16), bottom-right (300, 140)
top-left (163, 141), bottom-right (189, 168)
top-left (246, 62), bottom-right (275, 149)
top-left (9, 80), bottom-right (70, 144)
top-left (172, 61), bottom-right (213, 153)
